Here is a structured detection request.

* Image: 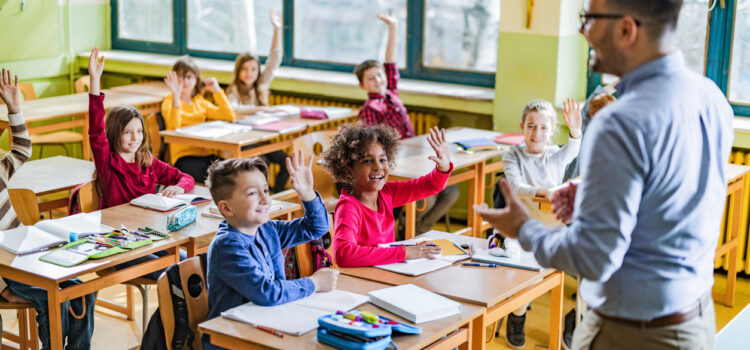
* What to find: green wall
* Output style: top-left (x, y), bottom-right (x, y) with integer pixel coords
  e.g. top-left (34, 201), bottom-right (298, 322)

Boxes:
top-left (0, 0), bottom-right (109, 157)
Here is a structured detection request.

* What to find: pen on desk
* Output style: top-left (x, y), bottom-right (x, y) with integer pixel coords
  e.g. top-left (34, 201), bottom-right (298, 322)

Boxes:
top-left (252, 324), bottom-right (284, 338)
top-left (388, 243), bottom-right (436, 247)
top-left (462, 263), bottom-right (498, 268)
top-left (453, 242), bottom-right (469, 255)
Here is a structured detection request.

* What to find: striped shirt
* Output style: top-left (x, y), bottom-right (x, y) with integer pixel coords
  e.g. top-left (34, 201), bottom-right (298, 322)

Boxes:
top-left (358, 63), bottom-right (415, 139)
top-left (0, 112), bottom-right (33, 292)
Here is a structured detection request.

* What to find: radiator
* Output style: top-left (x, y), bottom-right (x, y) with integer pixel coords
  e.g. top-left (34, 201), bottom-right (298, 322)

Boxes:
top-left (715, 149), bottom-right (750, 273)
top-left (264, 93), bottom-right (440, 188)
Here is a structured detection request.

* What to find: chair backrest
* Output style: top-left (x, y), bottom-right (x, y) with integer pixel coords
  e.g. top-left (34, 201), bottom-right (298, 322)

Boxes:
top-left (18, 83), bottom-right (36, 101)
top-left (291, 130), bottom-right (338, 202)
top-left (8, 188), bottom-right (40, 225)
top-left (157, 255), bottom-right (208, 350)
top-left (146, 111), bottom-right (169, 162)
top-left (78, 179), bottom-right (101, 213)
top-left (75, 75), bottom-right (90, 93)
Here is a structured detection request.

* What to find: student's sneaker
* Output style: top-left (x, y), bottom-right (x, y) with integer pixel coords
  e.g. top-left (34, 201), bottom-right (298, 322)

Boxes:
top-left (506, 313), bottom-right (526, 349)
top-left (562, 309), bottom-right (576, 350)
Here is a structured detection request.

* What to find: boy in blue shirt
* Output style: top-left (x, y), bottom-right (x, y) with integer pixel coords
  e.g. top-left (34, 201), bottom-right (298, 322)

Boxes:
top-left (203, 153), bottom-right (338, 349)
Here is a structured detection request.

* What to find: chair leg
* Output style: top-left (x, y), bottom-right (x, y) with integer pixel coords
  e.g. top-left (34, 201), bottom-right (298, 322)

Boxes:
top-left (142, 285), bottom-right (150, 335)
top-left (29, 308), bottom-right (39, 350)
top-left (444, 215), bottom-right (451, 232)
top-left (17, 308), bottom-right (29, 349)
top-left (58, 143), bottom-right (70, 157)
top-left (38, 144), bottom-right (44, 159)
top-left (126, 285), bottom-right (135, 320)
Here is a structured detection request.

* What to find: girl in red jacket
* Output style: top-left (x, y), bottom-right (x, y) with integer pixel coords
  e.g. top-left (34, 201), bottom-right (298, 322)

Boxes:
top-left (87, 47), bottom-right (194, 209)
top-left (324, 123), bottom-right (452, 267)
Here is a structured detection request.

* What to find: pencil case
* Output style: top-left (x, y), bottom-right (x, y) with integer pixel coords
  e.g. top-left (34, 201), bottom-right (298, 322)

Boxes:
top-left (317, 310), bottom-right (420, 350)
top-left (167, 204), bottom-right (197, 231)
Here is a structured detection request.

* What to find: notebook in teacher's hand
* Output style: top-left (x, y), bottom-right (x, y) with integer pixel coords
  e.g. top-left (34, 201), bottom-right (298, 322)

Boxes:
top-left (368, 284), bottom-right (462, 324)
top-left (0, 213), bottom-right (114, 255)
top-left (129, 193), bottom-right (211, 212)
top-left (221, 290), bottom-right (369, 335)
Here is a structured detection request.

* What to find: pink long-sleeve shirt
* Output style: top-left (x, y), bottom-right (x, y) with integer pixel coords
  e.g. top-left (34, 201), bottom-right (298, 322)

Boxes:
top-left (333, 164), bottom-right (453, 267)
top-left (89, 93), bottom-right (195, 209)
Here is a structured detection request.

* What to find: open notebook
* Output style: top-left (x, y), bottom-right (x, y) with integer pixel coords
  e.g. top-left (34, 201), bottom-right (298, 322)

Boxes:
top-left (374, 238), bottom-right (469, 276)
top-left (221, 290), bottom-right (368, 335)
top-left (0, 213), bottom-right (114, 255)
top-left (175, 121), bottom-right (253, 139)
top-left (129, 193), bottom-right (211, 212)
top-left (369, 284), bottom-right (461, 324)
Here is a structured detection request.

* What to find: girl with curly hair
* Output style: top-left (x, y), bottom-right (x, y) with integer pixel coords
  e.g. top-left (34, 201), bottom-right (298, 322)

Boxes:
top-left (323, 124), bottom-right (453, 267)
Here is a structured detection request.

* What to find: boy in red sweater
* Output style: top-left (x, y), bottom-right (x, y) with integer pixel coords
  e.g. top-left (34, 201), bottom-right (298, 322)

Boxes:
top-left (324, 124), bottom-right (452, 267)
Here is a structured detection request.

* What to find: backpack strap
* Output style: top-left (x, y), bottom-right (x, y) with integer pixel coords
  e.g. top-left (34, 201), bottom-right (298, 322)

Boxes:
top-left (165, 262), bottom-right (193, 349)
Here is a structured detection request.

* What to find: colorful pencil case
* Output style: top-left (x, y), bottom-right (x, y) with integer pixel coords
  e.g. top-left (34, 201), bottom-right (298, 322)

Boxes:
top-left (39, 233), bottom-right (153, 267)
top-left (167, 204), bottom-right (197, 231)
top-left (317, 310), bottom-right (420, 350)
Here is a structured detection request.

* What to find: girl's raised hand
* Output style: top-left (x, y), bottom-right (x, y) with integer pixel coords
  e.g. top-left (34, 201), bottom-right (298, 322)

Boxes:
top-left (0, 69), bottom-right (20, 115)
top-left (164, 71), bottom-right (183, 96)
top-left (563, 98), bottom-right (582, 138)
top-left (270, 8), bottom-right (282, 29)
top-left (203, 77), bottom-right (220, 93)
top-left (88, 47), bottom-right (105, 95)
top-left (286, 150), bottom-right (316, 202)
top-left (376, 12), bottom-right (397, 27)
top-left (426, 126), bottom-right (451, 172)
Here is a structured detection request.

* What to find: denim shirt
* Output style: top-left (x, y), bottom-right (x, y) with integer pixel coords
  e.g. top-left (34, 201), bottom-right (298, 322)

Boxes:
top-left (518, 52), bottom-right (734, 320)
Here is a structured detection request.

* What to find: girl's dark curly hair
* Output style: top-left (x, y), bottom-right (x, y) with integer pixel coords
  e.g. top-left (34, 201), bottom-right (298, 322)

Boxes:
top-left (322, 123), bottom-right (402, 184)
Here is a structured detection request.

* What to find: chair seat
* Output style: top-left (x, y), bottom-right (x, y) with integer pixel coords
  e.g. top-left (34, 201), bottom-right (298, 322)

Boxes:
top-left (0, 297), bottom-right (34, 310)
top-left (96, 267), bottom-right (157, 285)
top-left (30, 131), bottom-right (83, 144)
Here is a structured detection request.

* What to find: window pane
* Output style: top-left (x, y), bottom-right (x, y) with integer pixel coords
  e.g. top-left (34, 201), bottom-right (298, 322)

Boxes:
top-left (187, 0), bottom-right (282, 55)
top-left (423, 0), bottom-right (499, 72)
top-left (293, 0), bottom-right (407, 67)
top-left (728, 0), bottom-right (750, 104)
top-left (675, 0), bottom-right (709, 74)
top-left (118, 0), bottom-right (173, 43)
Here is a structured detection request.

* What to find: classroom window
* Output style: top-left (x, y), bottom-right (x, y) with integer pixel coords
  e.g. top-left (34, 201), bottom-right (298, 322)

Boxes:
top-left (422, 0), bottom-right (499, 72)
top-left (116, 0), bottom-right (173, 43)
top-left (675, 0), bottom-right (710, 74)
top-left (186, 0), bottom-right (282, 55)
top-left (728, 0), bottom-right (750, 105)
top-left (292, 0), bottom-right (407, 67)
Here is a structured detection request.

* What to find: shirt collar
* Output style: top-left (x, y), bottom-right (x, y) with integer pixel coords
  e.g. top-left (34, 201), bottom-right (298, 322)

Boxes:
top-left (615, 51), bottom-right (685, 96)
top-left (368, 92), bottom-right (385, 99)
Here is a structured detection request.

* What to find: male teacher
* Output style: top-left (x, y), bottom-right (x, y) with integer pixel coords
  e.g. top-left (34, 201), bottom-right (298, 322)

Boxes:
top-left (476, 0), bottom-right (733, 349)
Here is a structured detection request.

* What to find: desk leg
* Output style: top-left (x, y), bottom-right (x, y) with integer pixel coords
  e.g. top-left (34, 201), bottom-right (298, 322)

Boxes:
top-left (404, 202), bottom-right (416, 240)
top-left (727, 182), bottom-right (743, 307)
top-left (469, 311), bottom-right (486, 350)
top-left (186, 241), bottom-right (199, 258)
top-left (47, 281), bottom-right (64, 350)
top-left (549, 271), bottom-right (564, 350)
top-left (467, 164), bottom-right (484, 237)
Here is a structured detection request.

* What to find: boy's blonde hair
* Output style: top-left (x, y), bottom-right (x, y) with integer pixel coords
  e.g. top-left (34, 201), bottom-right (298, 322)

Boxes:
top-left (207, 157), bottom-right (269, 203)
top-left (521, 99), bottom-right (557, 126)
top-left (354, 60), bottom-right (384, 84)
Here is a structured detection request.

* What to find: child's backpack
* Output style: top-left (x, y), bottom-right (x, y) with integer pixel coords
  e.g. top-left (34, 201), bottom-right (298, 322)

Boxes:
top-left (141, 253), bottom-right (208, 350)
top-left (68, 178), bottom-right (101, 215)
top-left (284, 233), bottom-right (333, 279)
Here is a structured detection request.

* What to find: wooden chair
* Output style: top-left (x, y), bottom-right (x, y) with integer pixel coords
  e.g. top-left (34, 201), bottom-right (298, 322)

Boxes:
top-left (17, 83), bottom-right (83, 158)
top-left (0, 296), bottom-right (39, 350)
top-left (157, 256), bottom-right (208, 350)
top-left (74, 75), bottom-right (90, 93)
top-left (8, 188), bottom-right (41, 225)
top-left (275, 130), bottom-right (339, 211)
top-left (146, 111), bottom-right (169, 162)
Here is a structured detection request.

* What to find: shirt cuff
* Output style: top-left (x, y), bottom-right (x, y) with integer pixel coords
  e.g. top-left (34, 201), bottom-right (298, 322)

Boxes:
top-left (301, 191), bottom-right (325, 208)
top-left (438, 162), bottom-right (454, 174)
top-left (300, 277), bottom-right (316, 293)
top-left (517, 219), bottom-right (545, 251)
top-left (7, 113), bottom-right (25, 126)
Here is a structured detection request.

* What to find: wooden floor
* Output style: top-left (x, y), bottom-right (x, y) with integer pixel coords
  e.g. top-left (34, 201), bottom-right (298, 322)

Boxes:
top-left (1, 219), bottom-right (748, 349)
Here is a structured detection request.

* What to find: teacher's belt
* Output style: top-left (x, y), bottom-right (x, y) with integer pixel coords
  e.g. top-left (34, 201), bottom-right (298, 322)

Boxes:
top-left (593, 292), bottom-right (711, 328)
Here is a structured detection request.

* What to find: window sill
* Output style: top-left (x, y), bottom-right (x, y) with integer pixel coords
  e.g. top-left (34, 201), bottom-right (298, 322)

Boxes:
top-left (76, 50), bottom-right (494, 115)
top-left (732, 116), bottom-right (750, 149)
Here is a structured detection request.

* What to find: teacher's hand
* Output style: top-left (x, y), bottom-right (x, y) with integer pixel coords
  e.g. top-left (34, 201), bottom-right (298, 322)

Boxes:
top-left (551, 182), bottom-right (577, 224)
top-left (474, 179), bottom-right (530, 239)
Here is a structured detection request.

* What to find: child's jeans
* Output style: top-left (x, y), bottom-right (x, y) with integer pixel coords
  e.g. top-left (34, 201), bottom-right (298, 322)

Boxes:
top-left (4, 278), bottom-right (95, 350)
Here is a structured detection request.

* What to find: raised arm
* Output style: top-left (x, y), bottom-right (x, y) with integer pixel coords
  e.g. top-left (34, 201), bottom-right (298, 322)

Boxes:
top-left (86, 48), bottom-right (113, 169)
top-left (0, 69), bottom-right (31, 177)
top-left (203, 79), bottom-right (237, 123)
top-left (257, 8), bottom-right (283, 89)
top-left (377, 12), bottom-right (397, 64)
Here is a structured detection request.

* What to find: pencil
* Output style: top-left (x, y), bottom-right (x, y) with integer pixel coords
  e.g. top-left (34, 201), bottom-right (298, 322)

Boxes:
top-left (453, 241), bottom-right (470, 255)
top-left (252, 324), bottom-right (284, 338)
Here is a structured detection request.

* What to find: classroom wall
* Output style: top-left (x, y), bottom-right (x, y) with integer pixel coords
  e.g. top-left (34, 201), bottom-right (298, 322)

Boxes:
top-left (0, 0), bottom-right (109, 156)
top-left (493, 0), bottom-right (589, 145)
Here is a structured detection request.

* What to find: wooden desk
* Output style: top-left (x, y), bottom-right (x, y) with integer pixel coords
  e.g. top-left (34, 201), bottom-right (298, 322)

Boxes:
top-left (0, 208), bottom-right (193, 350)
top-left (199, 275), bottom-right (484, 350)
top-left (108, 81), bottom-right (171, 98)
top-left (0, 91), bottom-right (164, 160)
top-left (9, 156), bottom-right (96, 212)
top-left (392, 128), bottom-right (506, 238)
top-left (339, 231), bottom-right (564, 350)
top-left (159, 106), bottom-right (358, 161)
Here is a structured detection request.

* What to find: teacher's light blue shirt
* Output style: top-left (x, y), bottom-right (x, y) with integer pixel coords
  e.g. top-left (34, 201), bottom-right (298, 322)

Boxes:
top-left (518, 52), bottom-right (733, 320)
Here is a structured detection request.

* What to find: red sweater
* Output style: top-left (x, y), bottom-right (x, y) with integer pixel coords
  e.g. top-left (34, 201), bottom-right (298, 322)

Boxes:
top-left (333, 164), bottom-right (453, 267)
top-left (89, 93), bottom-right (194, 209)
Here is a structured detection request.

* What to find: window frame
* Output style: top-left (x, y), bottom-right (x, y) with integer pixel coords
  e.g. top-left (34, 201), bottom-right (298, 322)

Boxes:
top-left (110, 0), bottom-right (497, 87)
top-left (586, 0), bottom-right (750, 117)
